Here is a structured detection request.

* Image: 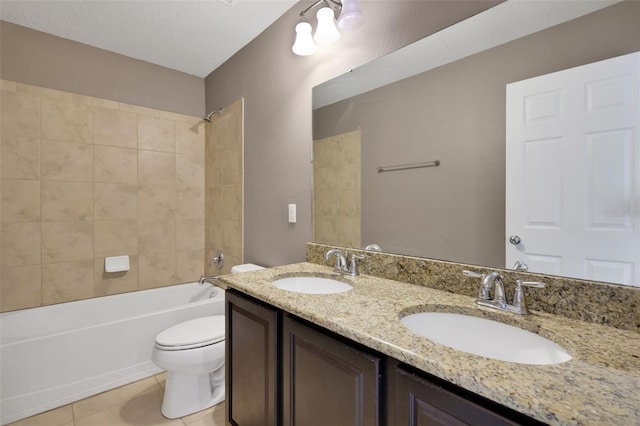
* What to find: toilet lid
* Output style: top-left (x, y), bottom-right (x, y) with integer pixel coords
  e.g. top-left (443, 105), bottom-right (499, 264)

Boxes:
top-left (156, 316), bottom-right (225, 349)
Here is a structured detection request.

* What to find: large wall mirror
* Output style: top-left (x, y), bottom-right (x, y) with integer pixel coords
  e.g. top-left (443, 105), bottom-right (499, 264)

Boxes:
top-left (312, 0), bottom-right (640, 287)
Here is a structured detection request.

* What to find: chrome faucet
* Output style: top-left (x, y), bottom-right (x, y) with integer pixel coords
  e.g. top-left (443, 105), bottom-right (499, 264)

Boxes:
top-left (463, 270), bottom-right (545, 315)
top-left (198, 274), bottom-right (219, 285)
top-left (325, 249), bottom-right (365, 276)
top-left (325, 249), bottom-right (348, 273)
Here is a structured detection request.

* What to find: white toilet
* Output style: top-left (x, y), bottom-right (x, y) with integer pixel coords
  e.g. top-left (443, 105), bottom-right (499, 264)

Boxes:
top-left (151, 263), bottom-right (264, 419)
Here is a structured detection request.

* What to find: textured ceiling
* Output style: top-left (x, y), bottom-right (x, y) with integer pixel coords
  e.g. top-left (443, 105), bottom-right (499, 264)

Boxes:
top-left (0, 0), bottom-right (297, 78)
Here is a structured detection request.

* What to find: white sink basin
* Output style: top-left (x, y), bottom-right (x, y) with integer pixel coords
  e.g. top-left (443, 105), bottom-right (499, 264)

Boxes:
top-left (272, 276), bottom-right (353, 294)
top-left (401, 312), bottom-right (571, 365)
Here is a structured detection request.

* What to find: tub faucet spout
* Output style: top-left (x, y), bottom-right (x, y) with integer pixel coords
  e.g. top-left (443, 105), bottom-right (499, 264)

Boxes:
top-left (199, 274), bottom-right (219, 285)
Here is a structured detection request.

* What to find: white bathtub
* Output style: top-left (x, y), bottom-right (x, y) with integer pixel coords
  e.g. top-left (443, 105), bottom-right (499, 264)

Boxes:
top-left (0, 282), bottom-right (225, 425)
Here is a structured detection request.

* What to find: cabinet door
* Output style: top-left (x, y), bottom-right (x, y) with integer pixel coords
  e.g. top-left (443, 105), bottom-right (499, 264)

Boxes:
top-left (282, 316), bottom-right (381, 426)
top-left (226, 291), bottom-right (279, 426)
top-left (395, 367), bottom-right (521, 426)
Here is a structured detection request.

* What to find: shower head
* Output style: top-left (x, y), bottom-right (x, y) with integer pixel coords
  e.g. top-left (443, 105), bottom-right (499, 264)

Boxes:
top-left (204, 108), bottom-right (222, 122)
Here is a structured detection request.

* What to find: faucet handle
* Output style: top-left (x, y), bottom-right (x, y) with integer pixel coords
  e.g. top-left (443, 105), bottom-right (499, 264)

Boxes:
top-left (349, 254), bottom-right (365, 276)
top-left (518, 280), bottom-right (545, 288)
top-left (462, 270), bottom-right (484, 279)
top-left (512, 280), bottom-right (546, 314)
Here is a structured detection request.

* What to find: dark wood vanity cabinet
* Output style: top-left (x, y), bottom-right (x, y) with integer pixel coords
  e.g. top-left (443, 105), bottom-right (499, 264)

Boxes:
top-left (394, 367), bottom-right (521, 426)
top-left (225, 291), bottom-right (280, 426)
top-left (282, 315), bottom-right (381, 426)
top-left (226, 290), bottom-right (541, 426)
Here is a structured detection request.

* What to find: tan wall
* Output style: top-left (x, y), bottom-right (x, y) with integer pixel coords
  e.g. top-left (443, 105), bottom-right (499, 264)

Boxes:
top-left (0, 21), bottom-right (205, 117)
top-left (204, 1), bottom-right (502, 267)
top-left (0, 81), bottom-right (206, 312)
top-left (205, 99), bottom-right (243, 276)
top-left (313, 129), bottom-right (361, 248)
top-left (312, 1), bottom-right (640, 267)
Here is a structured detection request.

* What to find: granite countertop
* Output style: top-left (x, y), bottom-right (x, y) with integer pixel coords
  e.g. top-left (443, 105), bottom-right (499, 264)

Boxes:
top-left (218, 262), bottom-right (640, 426)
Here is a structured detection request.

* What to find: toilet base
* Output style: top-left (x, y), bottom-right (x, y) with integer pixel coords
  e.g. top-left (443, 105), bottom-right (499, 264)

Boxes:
top-left (160, 371), bottom-right (225, 419)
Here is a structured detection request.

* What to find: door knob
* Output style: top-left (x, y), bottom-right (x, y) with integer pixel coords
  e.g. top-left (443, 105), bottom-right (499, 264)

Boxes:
top-left (509, 235), bottom-right (521, 245)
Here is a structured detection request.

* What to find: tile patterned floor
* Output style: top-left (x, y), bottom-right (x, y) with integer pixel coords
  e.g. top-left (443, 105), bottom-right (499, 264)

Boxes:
top-left (8, 373), bottom-right (225, 426)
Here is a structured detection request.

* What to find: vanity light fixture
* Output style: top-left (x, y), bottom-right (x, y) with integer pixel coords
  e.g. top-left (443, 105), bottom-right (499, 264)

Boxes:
top-left (292, 0), bottom-right (363, 56)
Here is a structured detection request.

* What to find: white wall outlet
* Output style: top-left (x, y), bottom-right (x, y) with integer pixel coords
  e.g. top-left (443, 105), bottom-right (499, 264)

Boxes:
top-left (288, 204), bottom-right (296, 223)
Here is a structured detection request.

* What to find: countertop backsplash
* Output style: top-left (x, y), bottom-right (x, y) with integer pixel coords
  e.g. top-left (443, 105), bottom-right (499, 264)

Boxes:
top-left (306, 243), bottom-right (640, 333)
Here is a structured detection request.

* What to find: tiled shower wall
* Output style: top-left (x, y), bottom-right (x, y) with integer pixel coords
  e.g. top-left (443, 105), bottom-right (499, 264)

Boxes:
top-left (205, 99), bottom-right (243, 276)
top-left (313, 129), bottom-right (361, 248)
top-left (0, 80), bottom-right (206, 312)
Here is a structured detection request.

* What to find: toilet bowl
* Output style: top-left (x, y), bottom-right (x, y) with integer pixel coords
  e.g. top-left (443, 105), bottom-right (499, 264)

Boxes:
top-left (152, 263), bottom-right (264, 419)
top-left (151, 316), bottom-right (225, 419)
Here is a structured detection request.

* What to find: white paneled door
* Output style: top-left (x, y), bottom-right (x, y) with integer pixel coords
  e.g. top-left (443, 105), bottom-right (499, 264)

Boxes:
top-left (506, 51), bottom-right (639, 286)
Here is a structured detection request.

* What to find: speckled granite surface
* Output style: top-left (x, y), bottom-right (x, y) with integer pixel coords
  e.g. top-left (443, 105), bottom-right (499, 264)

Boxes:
top-left (218, 262), bottom-right (640, 426)
top-left (307, 243), bottom-right (640, 333)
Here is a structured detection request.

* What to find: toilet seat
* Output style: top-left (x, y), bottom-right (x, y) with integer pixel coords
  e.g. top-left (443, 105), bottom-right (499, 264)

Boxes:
top-left (155, 316), bottom-right (225, 351)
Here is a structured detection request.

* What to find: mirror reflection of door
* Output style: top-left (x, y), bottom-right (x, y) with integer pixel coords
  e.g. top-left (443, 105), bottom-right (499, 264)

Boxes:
top-left (506, 51), bottom-right (640, 286)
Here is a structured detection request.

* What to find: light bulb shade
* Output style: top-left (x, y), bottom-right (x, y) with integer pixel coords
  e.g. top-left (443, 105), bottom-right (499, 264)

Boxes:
top-left (337, 0), bottom-right (364, 30)
top-left (292, 21), bottom-right (317, 56)
top-left (314, 7), bottom-right (340, 44)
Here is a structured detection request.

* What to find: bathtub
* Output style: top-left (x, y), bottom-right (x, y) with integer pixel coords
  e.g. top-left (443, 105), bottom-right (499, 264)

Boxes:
top-left (0, 282), bottom-right (225, 425)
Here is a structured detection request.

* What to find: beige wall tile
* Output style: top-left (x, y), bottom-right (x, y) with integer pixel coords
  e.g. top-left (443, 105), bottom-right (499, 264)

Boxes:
top-left (222, 147), bottom-right (241, 186)
top-left (138, 251), bottom-right (177, 289)
top-left (41, 98), bottom-right (92, 143)
top-left (2, 222), bottom-right (41, 266)
top-left (138, 220), bottom-right (175, 254)
top-left (94, 256), bottom-right (139, 297)
top-left (314, 216), bottom-right (337, 245)
top-left (138, 115), bottom-right (175, 152)
top-left (1, 179), bottom-right (40, 223)
top-left (93, 107), bottom-right (137, 148)
top-left (314, 189), bottom-right (339, 217)
top-left (94, 183), bottom-right (138, 221)
top-left (42, 222), bottom-right (94, 263)
top-left (138, 150), bottom-right (175, 186)
top-left (176, 153), bottom-right (204, 189)
top-left (221, 185), bottom-right (241, 221)
top-left (138, 185), bottom-right (176, 221)
top-left (1, 135), bottom-right (40, 180)
top-left (17, 83), bottom-right (119, 110)
top-left (221, 104), bottom-right (242, 150)
top-left (42, 181), bottom-right (93, 222)
top-left (121, 102), bottom-right (197, 124)
top-left (95, 220), bottom-right (138, 258)
top-left (42, 259), bottom-right (94, 304)
top-left (0, 79), bottom-right (17, 92)
top-left (1, 91), bottom-right (40, 140)
top-left (7, 404), bottom-right (74, 426)
top-left (94, 145), bottom-right (137, 184)
top-left (176, 187), bottom-right (205, 220)
top-left (176, 121), bottom-right (205, 155)
top-left (176, 249), bottom-right (204, 285)
top-left (16, 83), bottom-right (76, 103)
top-left (176, 218), bottom-right (205, 251)
top-left (222, 219), bottom-right (242, 259)
top-left (1, 265), bottom-right (41, 311)
top-left (41, 140), bottom-right (92, 182)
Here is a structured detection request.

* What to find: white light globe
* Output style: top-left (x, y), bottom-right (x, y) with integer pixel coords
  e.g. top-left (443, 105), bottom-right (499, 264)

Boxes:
top-left (314, 7), bottom-right (340, 44)
top-left (337, 0), bottom-right (364, 30)
top-left (292, 21), bottom-right (317, 56)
